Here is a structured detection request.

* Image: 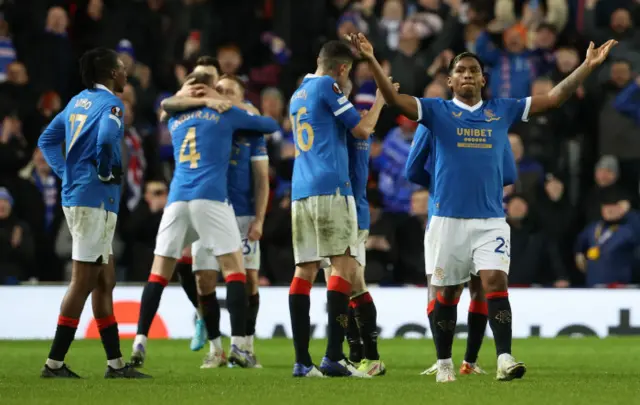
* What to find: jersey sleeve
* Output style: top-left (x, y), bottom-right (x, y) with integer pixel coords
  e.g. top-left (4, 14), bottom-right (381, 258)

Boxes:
top-left (226, 107), bottom-right (280, 133)
top-left (37, 110), bottom-right (67, 178)
top-left (412, 97), bottom-right (440, 129)
top-left (404, 125), bottom-right (432, 188)
top-left (501, 97), bottom-right (532, 125)
top-left (503, 140), bottom-right (517, 186)
top-left (96, 105), bottom-right (123, 179)
top-left (250, 135), bottom-right (269, 162)
top-left (319, 77), bottom-right (361, 130)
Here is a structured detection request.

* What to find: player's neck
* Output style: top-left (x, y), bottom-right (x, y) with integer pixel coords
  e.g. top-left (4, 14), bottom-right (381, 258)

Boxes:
top-left (95, 81), bottom-right (115, 94)
top-left (453, 94), bottom-right (482, 109)
top-left (314, 68), bottom-right (337, 81)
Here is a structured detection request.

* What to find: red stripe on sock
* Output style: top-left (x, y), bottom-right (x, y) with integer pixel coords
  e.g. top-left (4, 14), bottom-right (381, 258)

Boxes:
top-left (436, 292), bottom-right (460, 306)
top-left (352, 292), bottom-right (373, 307)
top-left (486, 291), bottom-right (509, 300)
top-left (468, 300), bottom-right (488, 316)
top-left (96, 315), bottom-right (117, 330)
top-left (289, 277), bottom-right (312, 296)
top-left (177, 256), bottom-right (192, 264)
top-left (348, 300), bottom-right (357, 309)
top-left (427, 299), bottom-right (436, 315)
top-left (58, 315), bottom-right (79, 328)
top-left (225, 272), bottom-right (247, 283)
top-left (327, 275), bottom-right (351, 296)
top-left (148, 273), bottom-right (169, 287)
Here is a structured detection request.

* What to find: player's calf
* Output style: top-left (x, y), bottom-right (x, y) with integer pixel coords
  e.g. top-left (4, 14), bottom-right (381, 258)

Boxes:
top-left (325, 253), bottom-right (357, 362)
top-left (464, 276), bottom-right (488, 371)
top-left (194, 270), bottom-right (223, 361)
top-left (432, 285), bottom-right (463, 382)
top-left (245, 269), bottom-right (260, 356)
top-left (289, 264), bottom-right (317, 369)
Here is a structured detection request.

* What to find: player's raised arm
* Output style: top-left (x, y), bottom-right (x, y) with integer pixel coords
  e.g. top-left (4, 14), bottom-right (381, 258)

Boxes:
top-left (95, 104), bottom-right (124, 182)
top-left (350, 33), bottom-right (420, 121)
top-left (38, 111), bottom-right (67, 179)
top-left (404, 125), bottom-right (432, 188)
top-left (529, 40), bottom-right (617, 115)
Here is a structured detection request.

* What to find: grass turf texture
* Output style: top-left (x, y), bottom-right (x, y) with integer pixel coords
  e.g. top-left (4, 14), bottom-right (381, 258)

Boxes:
top-left (1, 338), bottom-right (639, 405)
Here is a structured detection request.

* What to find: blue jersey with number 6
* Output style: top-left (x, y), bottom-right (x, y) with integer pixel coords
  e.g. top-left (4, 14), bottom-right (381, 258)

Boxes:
top-left (167, 107), bottom-right (278, 205)
top-left (289, 74), bottom-right (361, 201)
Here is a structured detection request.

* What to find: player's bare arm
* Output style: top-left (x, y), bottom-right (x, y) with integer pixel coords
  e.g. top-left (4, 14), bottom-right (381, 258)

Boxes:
top-left (350, 33), bottom-right (419, 121)
top-left (248, 159), bottom-right (269, 241)
top-left (529, 40), bottom-right (617, 115)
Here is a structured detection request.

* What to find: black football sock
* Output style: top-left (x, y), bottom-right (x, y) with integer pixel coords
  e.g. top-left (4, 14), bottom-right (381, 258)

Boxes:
top-left (198, 291), bottom-right (221, 340)
top-left (433, 293), bottom-right (459, 360)
top-left (289, 277), bottom-right (312, 366)
top-left (48, 316), bottom-right (79, 363)
top-left (176, 262), bottom-right (199, 309)
top-left (326, 276), bottom-right (351, 362)
top-left (346, 303), bottom-right (363, 363)
top-left (246, 293), bottom-right (260, 337)
top-left (427, 299), bottom-right (437, 349)
top-left (352, 292), bottom-right (379, 361)
top-left (487, 291), bottom-right (512, 356)
top-left (226, 274), bottom-right (247, 338)
top-left (465, 300), bottom-right (488, 364)
top-left (97, 315), bottom-right (123, 363)
top-left (136, 274), bottom-right (168, 336)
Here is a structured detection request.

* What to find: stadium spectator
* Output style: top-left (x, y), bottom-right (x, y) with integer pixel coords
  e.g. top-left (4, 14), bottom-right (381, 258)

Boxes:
top-left (0, 13), bottom-right (16, 83)
top-left (509, 132), bottom-right (544, 204)
top-left (365, 190), bottom-right (397, 284)
top-left (261, 193), bottom-right (294, 284)
top-left (506, 194), bottom-right (546, 286)
top-left (395, 189), bottom-right (429, 284)
top-left (0, 187), bottom-right (35, 284)
top-left (582, 155), bottom-right (625, 223)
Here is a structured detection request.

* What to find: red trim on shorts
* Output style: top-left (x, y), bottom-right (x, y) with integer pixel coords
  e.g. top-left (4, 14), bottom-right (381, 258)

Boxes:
top-left (58, 315), bottom-right (79, 328)
top-left (468, 300), bottom-right (488, 316)
top-left (96, 315), bottom-right (117, 330)
top-left (486, 291), bottom-right (509, 300)
top-left (351, 292), bottom-right (373, 307)
top-left (148, 274), bottom-right (169, 287)
top-left (436, 292), bottom-right (460, 306)
top-left (225, 273), bottom-right (247, 283)
top-left (427, 299), bottom-right (436, 316)
top-left (289, 277), bottom-right (312, 296)
top-left (177, 256), bottom-right (192, 264)
top-left (327, 275), bottom-right (351, 296)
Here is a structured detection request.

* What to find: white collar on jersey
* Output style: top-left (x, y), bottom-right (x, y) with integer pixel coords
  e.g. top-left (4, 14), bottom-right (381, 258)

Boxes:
top-left (304, 74), bottom-right (320, 79)
top-left (452, 97), bottom-right (483, 112)
top-left (94, 83), bottom-right (114, 95)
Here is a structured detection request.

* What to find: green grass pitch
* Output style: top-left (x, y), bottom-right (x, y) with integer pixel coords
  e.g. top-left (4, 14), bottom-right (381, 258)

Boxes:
top-left (1, 338), bottom-right (639, 405)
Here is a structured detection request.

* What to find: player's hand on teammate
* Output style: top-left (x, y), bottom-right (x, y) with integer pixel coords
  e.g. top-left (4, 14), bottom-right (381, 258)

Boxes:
top-left (247, 218), bottom-right (264, 241)
top-left (206, 98), bottom-right (232, 113)
top-left (584, 40), bottom-right (617, 69)
top-left (347, 33), bottom-right (375, 60)
top-left (375, 78), bottom-right (399, 101)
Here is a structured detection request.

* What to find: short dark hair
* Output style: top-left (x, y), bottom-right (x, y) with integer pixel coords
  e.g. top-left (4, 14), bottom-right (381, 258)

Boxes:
top-left (79, 47), bottom-right (119, 89)
top-left (195, 56), bottom-right (221, 73)
top-left (185, 71), bottom-right (214, 86)
top-left (318, 40), bottom-right (355, 70)
top-left (219, 74), bottom-right (245, 90)
top-left (448, 52), bottom-right (485, 74)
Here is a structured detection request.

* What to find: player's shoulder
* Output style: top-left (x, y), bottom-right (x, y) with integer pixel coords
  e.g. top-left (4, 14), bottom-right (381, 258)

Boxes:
top-left (308, 74), bottom-right (343, 96)
top-left (488, 97), bottom-right (528, 108)
top-left (418, 97), bottom-right (447, 109)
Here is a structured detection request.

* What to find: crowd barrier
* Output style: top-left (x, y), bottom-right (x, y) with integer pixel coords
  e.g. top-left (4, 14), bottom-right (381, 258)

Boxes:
top-left (1, 286), bottom-right (639, 339)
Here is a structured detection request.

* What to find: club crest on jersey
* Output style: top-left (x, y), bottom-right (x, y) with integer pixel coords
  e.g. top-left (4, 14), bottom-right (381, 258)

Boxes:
top-left (332, 82), bottom-right (342, 95)
top-left (111, 106), bottom-right (123, 117)
top-left (484, 109), bottom-right (501, 122)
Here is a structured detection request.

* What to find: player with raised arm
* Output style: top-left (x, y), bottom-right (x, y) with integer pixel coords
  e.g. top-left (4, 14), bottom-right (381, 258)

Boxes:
top-left (130, 72), bottom-right (279, 369)
top-left (406, 124), bottom-right (517, 376)
top-left (352, 32), bottom-right (616, 382)
top-left (38, 48), bottom-right (149, 379)
top-left (288, 40), bottom-right (384, 378)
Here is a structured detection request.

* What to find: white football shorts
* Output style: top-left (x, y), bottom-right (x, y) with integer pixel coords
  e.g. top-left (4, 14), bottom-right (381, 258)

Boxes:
top-left (192, 215), bottom-right (260, 271)
top-left (425, 216), bottom-right (510, 286)
top-left (154, 199), bottom-right (241, 260)
top-left (63, 205), bottom-right (116, 265)
top-left (292, 191), bottom-right (358, 265)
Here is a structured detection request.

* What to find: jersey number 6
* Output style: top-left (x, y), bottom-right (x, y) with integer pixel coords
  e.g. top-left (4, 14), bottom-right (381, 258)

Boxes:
top-left (291, 107), bottom-right (314, 157)
top-left (179, 127), bottom-right (202, 169)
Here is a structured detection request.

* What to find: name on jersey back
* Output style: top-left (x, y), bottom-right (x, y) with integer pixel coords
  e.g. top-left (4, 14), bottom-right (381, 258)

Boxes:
top-left (75, 98), bottom-right (93, 110)
top-left (170, 110), bottom-right (220, 131)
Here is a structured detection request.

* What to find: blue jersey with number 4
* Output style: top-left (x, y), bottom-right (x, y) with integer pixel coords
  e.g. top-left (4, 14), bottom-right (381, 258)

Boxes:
top-left (414, 97), bottom-right (530, 218)
top-left (289, 74), bottom-right (361, 201)
top-left (38, 85), bottom-right (124, 213)
top-left (347, 134), bottom-right (372, 230)
top-left (228, 132), bottom-right (268, 216)
top-left (167, 107), bottom-right (278, 205)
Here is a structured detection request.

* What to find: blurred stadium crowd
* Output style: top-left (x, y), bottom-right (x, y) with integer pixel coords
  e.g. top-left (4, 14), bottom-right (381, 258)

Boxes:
top-left (0, 0), bottom-right (639, 288)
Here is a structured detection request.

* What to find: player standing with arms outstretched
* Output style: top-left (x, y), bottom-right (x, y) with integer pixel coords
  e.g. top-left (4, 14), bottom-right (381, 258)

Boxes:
top-left (352, 32), bottom-right (616, 382)
top-left (288, 40), bottom-right (382, 378)
top-left (38, 48), bottom-right (149, 379)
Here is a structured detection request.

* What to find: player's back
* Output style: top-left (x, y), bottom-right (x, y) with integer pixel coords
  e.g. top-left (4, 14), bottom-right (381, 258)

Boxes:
top-left (61, 88), bottom-right (123, 211)
top-left (347, 133), bottom-right (372, 230)
top-left (290, 75), bottom-right (352, 200)
top-left (227, 132), bottom-right (267, 216)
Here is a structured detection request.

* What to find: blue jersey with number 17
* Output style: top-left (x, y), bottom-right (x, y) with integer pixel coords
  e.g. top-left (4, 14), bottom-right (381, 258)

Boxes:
top-left (167, 107), bottom-right (278, 205)
top-left (414, 96), bottom-right (530, 218)
top-left (289, 74), bottom-right (361, 201)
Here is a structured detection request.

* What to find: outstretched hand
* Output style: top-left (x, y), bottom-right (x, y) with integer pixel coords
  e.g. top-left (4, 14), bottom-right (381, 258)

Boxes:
top-left (585, 40), bottom-right (617, 69)
top-left (347, 33), bottom-right (375, 60)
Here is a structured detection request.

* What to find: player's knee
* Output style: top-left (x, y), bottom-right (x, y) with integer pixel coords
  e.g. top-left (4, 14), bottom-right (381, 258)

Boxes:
top-left (440, 285), bottom-right (464, 302)
top-left (480, 269), bottom-right (508, 293)
top-left (468, 276), bottom-right (485, 301)
top-left (294, 263), bottom-right (318, 282)
top-left (218, 251), bottom-right (245, 275)
top-left (151, 254), bottom-right (177, 279)
top-left (246, 269), bottom-right (259, 294)
top-left (195, 271), bottom-right (217, 295)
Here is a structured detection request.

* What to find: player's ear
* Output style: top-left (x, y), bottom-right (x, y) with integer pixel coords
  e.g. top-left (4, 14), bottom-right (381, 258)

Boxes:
top-left (447, 76), bottom-right (452, 88)
top-left (480, 75), bottom-right (486, 88)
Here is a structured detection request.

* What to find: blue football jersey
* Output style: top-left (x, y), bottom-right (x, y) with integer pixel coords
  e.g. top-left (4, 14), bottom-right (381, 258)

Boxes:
top-left (228, 132), bottom-right (269, 217)
top-left (413, 97), bottom-right (530, 218)
top-left (38, 85), bottom-right (124, 213)
top-left (347, 133), bottom-right (372, 230)
top-left (167, 107), bottom-right (278, 205)
top-left (289, 74), bottom-right (361, 201)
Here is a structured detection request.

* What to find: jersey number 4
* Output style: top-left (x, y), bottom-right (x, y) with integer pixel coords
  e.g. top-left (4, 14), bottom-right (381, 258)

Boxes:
top-left (291, 107), bottom-right (314, 157)
top-left (179, 127), bottom-right (201, 168)
top-left (68, 114), bottom-right (87, 152)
